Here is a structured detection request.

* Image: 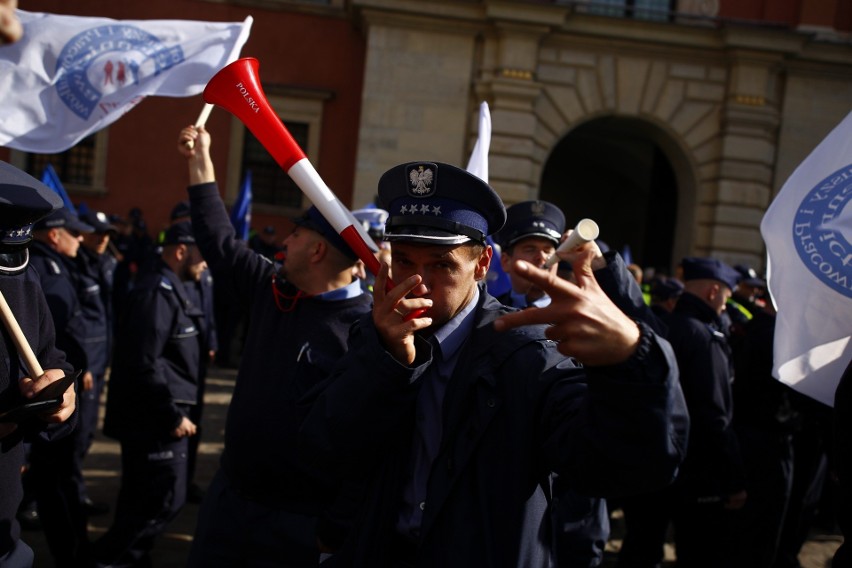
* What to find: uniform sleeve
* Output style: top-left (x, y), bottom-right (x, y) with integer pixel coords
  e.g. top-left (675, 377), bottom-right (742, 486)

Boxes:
top-left (188, 182), bottom-right (273, 299)
top-left (594, 251), bottom-right (667, 337)
top-left (32, 268), bottom-right (89, 372)
top-left (539, 324), bottom-right (689, 497)
top-left (120, 285), bottom-right (184, 430)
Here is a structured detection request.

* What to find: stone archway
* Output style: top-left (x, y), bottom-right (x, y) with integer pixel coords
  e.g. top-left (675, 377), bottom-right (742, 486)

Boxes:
top-left (539, 116), bottom-right (690, 275)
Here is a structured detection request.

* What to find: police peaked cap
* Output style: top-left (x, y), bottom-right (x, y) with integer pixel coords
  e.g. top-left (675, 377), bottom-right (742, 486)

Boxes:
top-left (163, 220), bottom-right (196, 246)
top-left (650, 276), bottom-right (684, 301)
top-left (681, 257), bottom-right (740, 292)
top-left (495, 200), bottom-right (565, 249)
top-left (33, 207), bottom-right (95, 234)
top-left (379, 161), bottom-right (506, 245)
top-left (79, 209), bottom-right (117, 235)
top-left (293, 205), bottom-right (378, 262)
top-left (0, 161), bottom-right (64, 249)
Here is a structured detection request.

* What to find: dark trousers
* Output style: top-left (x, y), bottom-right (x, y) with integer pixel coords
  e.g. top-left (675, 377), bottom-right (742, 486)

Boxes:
top-left (72, 373), bottom-right (104, 501)
top-left (187, 469), bottom-right (320, 568)
top-left (93, 437), bottom-right (188, 568)
top-left (731, 427), bottom-right (794, 567)
top-left (671, 499), bottom-right (738, 568)
top-left (29, 434), bottom-right (89, 567)
top-left (616, 489), bottom-right (671, 568)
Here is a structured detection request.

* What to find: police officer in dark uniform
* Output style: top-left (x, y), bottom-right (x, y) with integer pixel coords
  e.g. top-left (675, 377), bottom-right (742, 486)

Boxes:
top-left (29, 206), bottom-right (95, 567)
top-left (0, 161), bottom-right (77, 568)
top-left (165, 200), bottom-right (217, 504)
top-left (494, 200), bottom-right (609, 568)
top-left (667, 257), bottom-right (746, 567)
top-left (298, 160), bottom-right (689, 567)
top-left (94, 220), bottom-right (208, 568)
top-left (74, 209), bottom-right (117, 516)
top-left (179, 125), bottom-right (374, 567)
top-left (493, 200), bottom-right (565, 309)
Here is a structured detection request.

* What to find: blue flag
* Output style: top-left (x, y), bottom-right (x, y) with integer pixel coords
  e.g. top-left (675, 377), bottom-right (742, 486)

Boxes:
top-left (41, 164), bottom-right (75, 212)
top-left (485, 235), bottom-right (512, 298)
top-left (230, 169), bottom-right (252, 240)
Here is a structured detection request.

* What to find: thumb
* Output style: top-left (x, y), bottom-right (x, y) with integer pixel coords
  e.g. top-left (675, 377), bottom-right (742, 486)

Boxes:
top-left (572, 249), bottom-right (597, 290)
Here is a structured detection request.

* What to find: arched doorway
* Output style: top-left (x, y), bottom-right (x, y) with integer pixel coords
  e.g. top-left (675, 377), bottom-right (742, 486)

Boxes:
top-left (540, 116), bottom-right (682, 276)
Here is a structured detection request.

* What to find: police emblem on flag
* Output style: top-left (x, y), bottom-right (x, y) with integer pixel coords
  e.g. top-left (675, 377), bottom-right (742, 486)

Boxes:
top-left (56, 25), bottom-right (185, 120)
top-left (792, 163), bottom-right (852, 299)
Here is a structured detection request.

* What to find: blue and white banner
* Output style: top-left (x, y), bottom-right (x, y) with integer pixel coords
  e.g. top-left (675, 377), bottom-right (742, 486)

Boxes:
top-left (0, 11), bottom-right (252, 153)
top-left (760, 109), bottom-right (852, 408)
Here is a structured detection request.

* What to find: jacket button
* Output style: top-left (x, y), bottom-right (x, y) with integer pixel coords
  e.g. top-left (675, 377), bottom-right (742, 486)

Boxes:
top-left (486, 398), bottom-right (496, 408)
top-left (419, 501), bottom-right (426, 511)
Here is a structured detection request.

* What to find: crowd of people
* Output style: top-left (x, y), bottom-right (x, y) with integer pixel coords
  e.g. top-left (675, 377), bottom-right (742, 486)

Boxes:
top-left (0, 121), bottom-right (846, 568)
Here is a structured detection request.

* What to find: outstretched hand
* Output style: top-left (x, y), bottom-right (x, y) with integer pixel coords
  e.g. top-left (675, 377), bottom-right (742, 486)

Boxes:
top-left (493, 250), bottom-right (640, 366)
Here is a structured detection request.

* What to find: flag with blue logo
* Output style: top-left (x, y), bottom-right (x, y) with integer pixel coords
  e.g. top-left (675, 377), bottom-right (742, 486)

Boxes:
top-left (230, 170), bottom-right (252, 240)
top-left (40, 164), bottom-right (75, 212)
top-left (760, 109), bottom-right (852, 408)
top-left (0, 11), bottom-right (252, 153)
top-left (464, 101), bottom-right (512, 297)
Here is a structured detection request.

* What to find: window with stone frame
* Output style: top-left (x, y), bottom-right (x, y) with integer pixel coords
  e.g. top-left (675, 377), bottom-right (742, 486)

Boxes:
top-left (11, 131), bottom-right (108, 198)
top-left (224, 86), bottom-right (331, 216)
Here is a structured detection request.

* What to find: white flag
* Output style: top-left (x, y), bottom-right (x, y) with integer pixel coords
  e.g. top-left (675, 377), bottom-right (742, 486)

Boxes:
top-left (0, 11), bottom-right (252, 153)
top-left (760, 109), bottom-right (852, 408)
top-left (465, 101), bottom-right (491, 184)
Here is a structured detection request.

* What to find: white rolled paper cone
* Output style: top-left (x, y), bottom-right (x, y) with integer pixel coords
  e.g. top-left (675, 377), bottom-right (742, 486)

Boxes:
top-left (544, 218), bottom-right (600, 268)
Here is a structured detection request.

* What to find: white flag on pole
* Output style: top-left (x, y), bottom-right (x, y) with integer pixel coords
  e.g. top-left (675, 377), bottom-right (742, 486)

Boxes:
top-left (0, 10), bottom-right (253, 153)
top-left (465, 101), bottom-right (491, 184)
top-left (760, 109), bottom-right (852, 408)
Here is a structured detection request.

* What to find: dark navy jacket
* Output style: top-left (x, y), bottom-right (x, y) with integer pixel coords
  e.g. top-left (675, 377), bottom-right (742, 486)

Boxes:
top-left (104, 260), bottom-right (204, 441)
top-left (29, 241), bottom-right (88, 373)
top-left (76, 246), bottom-right (116, 374)
top-left (0, 267), bottom-right (73, 556)
top-left (299, 288), bottom-right (688, 568)
top-left (188, 182), bottom-right (372, 525)
top-left (666, 291), bottom-right (745, 500)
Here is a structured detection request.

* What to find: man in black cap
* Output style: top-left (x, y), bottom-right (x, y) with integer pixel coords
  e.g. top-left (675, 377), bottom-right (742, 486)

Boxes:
top-left (164, 200), bottom-right (218, 504)
top-left (28, 205), bottom-right (96, 566)
top-left (662, 257), bottom-right (746, 567)
top-left (298, 160), bottom-right (688, 566)
top-left (70, 208), bottom-right (117, 517)
top-left (178, 126), bottom-right (373, 567)
top-left (93, 220), bottom-right (210, 567)
top-left (494, 200), bottom-right (565, 309)
top-left (0, 161), bottom-right (77, 567)
top-left (495, 200), bottom-right (611, 568)
top-left (649, 275), bottom-right (684, 318)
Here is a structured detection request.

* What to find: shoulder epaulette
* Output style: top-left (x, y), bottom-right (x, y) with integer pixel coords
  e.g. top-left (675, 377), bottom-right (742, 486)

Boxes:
top-left (159, 277), bottom-right (174, 291)
top-left (48, 259), bottom-right (61, 275)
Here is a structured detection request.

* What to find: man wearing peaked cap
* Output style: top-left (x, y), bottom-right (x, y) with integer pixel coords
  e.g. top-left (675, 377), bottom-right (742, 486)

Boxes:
top-left (493, 200), bottom-right (565, 309)
top-left (28, 206), bottom-right (95, 565)
top-left (494, 200), bottom-right (611, 567)
top-left (0, 161), bottom-right (76, 567)
top-left (299, 161), bottom-right (688, 566)
top-left (95, 218), bottom-right (210, 567)
top-left (634, 256), bottom-right (746, 567)
top-left (178, 125), bottom-right (372, 567)
top-left (74, 208), bottom-right (118, 517)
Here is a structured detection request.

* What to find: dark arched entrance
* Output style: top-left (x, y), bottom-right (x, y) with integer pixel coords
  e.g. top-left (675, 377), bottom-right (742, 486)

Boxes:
top-left (540, 116), bottom-right (678, 275)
